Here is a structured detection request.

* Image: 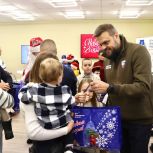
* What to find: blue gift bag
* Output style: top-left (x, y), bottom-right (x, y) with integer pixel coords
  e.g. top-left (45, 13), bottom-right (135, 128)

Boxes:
top-left (72, 106), bottom-right (122, 150)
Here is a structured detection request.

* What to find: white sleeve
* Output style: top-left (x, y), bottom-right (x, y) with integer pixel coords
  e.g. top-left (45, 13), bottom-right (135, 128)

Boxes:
top-left (22, 103), bottom-right (68, 140)
top-left (102, 93), bottom-right (108, 105)
top-left (0, 88), bottom-right (14, 108)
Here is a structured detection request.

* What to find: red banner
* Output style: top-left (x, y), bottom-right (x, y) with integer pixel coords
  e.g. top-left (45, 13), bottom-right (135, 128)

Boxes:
top-left (81, 34), bottom-right (100, 58)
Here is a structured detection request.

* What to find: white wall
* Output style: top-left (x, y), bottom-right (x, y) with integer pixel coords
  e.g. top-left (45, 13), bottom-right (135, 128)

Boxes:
top-left (0, 19), bottom-right (153, 80)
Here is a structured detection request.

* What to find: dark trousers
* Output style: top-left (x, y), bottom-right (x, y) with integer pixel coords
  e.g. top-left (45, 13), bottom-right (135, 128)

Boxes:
top-left (31, 131), bottom-right (73, 153)
top-left (121, 121), bottom-right (152, 153)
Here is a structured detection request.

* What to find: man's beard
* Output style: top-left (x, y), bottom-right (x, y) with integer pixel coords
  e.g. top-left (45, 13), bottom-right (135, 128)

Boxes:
top-left (100, 44), bottom-right (120, 61)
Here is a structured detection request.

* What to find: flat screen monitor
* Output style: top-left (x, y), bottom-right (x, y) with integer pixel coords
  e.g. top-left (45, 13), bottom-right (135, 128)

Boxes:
top-left (21, 45), bottom-right (29, 64)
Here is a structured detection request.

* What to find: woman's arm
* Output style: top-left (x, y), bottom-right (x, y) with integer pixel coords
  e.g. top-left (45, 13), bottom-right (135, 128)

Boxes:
top-left (22, 103), bottom-right (74, 140)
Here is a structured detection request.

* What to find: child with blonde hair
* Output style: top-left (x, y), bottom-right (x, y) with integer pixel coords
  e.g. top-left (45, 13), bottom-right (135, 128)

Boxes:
top-left (19, 57), bottom-right (75, 153)
top-left (78, 78), bottom-right (102, 107)
top-left (76, 78), bottom-right (107, 153)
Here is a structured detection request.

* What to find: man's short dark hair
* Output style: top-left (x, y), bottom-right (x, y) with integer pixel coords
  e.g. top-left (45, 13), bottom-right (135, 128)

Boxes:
top-left (94, 24), bottom-right (117, 37)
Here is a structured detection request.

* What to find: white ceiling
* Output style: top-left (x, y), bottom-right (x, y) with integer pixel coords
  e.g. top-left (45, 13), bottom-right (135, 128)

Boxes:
top-left (0, 0), bottom-right (153, 23)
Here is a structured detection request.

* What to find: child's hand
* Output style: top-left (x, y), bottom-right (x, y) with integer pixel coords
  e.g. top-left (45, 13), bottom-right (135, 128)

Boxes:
top-left (67, 121), bottom-right (74, 133)
top-left (85, 92), bottom-right (90, 102)
top-left (75, 92), bottom-right (86, 104)
top-left (28, 82), bottom-right (34, 87)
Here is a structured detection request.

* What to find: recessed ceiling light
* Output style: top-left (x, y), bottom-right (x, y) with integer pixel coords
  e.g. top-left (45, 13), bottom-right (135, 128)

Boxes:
top-left (119, 10), bottom-right (141, 18)
top-left (50, 0), bottom-right (76, 2)
top-left (126, 0), bottom-right (153, 6)
top-left (13, 17), bottom-right (34, 21)
top-left (63, 11), bottom-right (85, 19)
top-left (9, 10), bottom-right (35, 21)
top-left (49, 0), bottom-right (77, 7)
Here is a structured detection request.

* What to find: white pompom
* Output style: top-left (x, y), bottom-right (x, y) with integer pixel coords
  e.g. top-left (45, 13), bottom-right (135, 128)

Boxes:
top-left (64, 151), bottom-right (73, 153)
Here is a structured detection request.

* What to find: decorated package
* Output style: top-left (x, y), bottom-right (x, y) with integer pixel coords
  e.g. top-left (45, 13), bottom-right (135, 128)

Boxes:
top-left (72, 106), bottom-right (121, 150)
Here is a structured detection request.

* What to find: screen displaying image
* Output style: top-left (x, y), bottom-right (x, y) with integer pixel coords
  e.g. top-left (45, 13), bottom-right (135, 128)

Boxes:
top-left (21, 45), bottom-right (29, 64)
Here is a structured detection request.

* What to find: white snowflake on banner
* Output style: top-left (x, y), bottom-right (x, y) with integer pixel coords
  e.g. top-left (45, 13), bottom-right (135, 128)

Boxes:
top-left (108, 132), bottom-right (113, 138)
top-left (106, 121), bottom-right (115, 130)
top-left (99, 129), bottom-right (103, 134)
top-left (95, 109), bottom-right (119, 149)
top-left (96, 135), bottom-right (108, 147)
top-left (112, 109), bottom-right (117, 114)
top-left (112, 117), bottom-right (116, 121)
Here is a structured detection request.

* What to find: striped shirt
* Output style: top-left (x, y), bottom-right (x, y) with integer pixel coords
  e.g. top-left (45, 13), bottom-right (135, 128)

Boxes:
top-left (0, 88), bottom-right (14, 109)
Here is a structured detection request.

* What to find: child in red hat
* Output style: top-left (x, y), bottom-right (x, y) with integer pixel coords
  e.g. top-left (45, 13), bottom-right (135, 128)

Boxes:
top-left (71, 60), bottom-right (81, 77)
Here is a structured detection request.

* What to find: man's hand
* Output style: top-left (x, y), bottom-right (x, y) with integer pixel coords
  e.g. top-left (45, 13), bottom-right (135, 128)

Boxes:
top-left (90, 80), bottom-right (109, 94)
top-left (0, 82), bottom-right (10, 91)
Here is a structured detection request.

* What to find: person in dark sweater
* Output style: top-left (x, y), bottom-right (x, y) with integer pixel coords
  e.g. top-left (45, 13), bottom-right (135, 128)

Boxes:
top-left (0, 66), bottom-right (14, 140)
top-left (88, 24), bottom-right (153, 153)
top-left (40, 39), bottom-right (77, 96)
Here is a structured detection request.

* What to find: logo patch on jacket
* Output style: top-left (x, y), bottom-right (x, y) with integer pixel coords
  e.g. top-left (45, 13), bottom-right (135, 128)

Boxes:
top-left (105, 65), bottom-right (111, 69)
top-left (121, 60), bottom-right (126, 68)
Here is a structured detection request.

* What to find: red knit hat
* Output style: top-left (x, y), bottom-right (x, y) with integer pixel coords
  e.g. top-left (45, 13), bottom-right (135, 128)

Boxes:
top-left (71, 61), bottom-right (79, 69)
top-left (30, 37), bottom-right (43, 53)
top-left (67, 54), bottom-right (74, 60)
top-left (92, 66), bottom-right (101, 73)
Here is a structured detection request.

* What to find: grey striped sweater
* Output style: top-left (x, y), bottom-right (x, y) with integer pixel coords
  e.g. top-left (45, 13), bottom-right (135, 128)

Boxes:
top-left (0, 88), bottom-right (14, 109)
